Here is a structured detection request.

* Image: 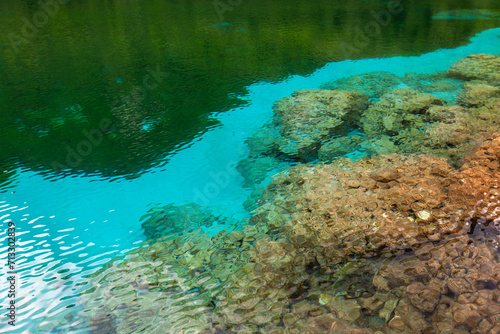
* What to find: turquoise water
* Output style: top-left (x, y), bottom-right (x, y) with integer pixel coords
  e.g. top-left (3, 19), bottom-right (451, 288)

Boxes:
top-left (1, 27), bottom-right (499, 333)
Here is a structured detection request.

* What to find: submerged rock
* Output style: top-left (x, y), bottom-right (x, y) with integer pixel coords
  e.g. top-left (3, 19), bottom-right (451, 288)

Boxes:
top-left (457, 81), bottom-right (500, 107)
top-left (83, 135), bottom-right (500, 333)
top-left (318, 134), bottom-right (366, 161)
top-left (448, 53), bottom-right (500, 84)
top-left (245, 124), bottom-right (281, 157)
top-left (321, 71), bottom-right (404, 98)
top-left (403, 72), bottom-right (463, 103)
top-left (226, 135), bottom-right (500, 333)
top-left (449, 133), bottom-right (500, 214)
top-left (140, 202), bottom-right (222, 240)
top-left (272, 89), bottom-right (369, 160)
top-left (241, 54), bottom-right (500, 173)
top-left (361, 87), bottom-right (444, 137)
top-left (236, 155), bottom-right (289, 189)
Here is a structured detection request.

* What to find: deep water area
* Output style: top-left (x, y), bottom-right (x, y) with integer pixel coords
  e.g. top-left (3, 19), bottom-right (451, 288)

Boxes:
top-left (1, 0), bottom-right (500, 333)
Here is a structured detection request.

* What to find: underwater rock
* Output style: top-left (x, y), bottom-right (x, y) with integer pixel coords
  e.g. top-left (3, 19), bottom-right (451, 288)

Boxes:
top-left (272, 89), bottom-right (369, 160)
top-left (361, 87), bottom-right (444, 137)
top-left (223, 135), bottom-right (500, 332)
top-left (321, 71), bottom-right (404, 98)
top-left (391, 92), bottom-right (500, 166)
top-left (457, 81), bottom-right (500, 107)
top-left (403, 72), bottom-right (461, 92)
top-left (80, 246), bottom-right (214, 333)
top-left (402, 72), bottom-right (464, 103)
top-left (317, 134), bottom-right (366, 161)
top-left (236, 156), bottom-right (289, 189)
top-left (358, 135), bottom-right (398, 156)
top-left (389, 97), bottom-right (500, 167)
top-left (372, 231), bottom-right (500, 333)
top-left (392, 105), bottom-right (473, 160)
top-left (242, 54), bottom-right (499, 174)
top-left (212, 237), bottom-right (317, 331)
top-left (245, 124), bottom-right (281, 156)
top-left (448, 53), bottom-right (500, 84)
top-left (326, 296), bottom-right (362, 322)
top-left (448, 133), bottom-right (500, 214)
top-left (82, 135), bottom-right (500, 334)
top-left (406, 281), bottom-right (442, 313)
top-left (140, 202), bottom-right (238, 240)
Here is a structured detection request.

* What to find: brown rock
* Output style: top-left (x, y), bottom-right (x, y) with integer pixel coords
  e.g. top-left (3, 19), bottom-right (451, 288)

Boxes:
top-left (406, 282), bottom-right (440, 313)
top-left (379, 298), bottom-right (399, 322)
top-left (388, 316), bottom-right (406, 330)
top-left (474, 318), bottom-right (494, 334)
top-left (358, 293), bottom-right (387, 315)
top-left (369, 167), bottom-right (399, 182)
top-left (452, 303), bottom-right (482, 329)
top-left (490, 324), bottom-right (500, 334)
top-left (327, 296), bottom-right (362, 323)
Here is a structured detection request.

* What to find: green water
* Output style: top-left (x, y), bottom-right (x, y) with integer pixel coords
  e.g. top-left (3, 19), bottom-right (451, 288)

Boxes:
top-left (1, 0), bottom-right (499, 180)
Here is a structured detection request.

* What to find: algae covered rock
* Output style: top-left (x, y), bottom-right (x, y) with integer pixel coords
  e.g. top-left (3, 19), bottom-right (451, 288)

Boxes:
top-left (245, 124), bottom-right (281, 156)
top-left (358, 135), bottom-right (398, 156)
top-left (457, 81), bottom-right (500, 107)
top-left (317, 134), bottom-right (366, 161)
top-left (140, 202), bottom-right (222, 240)
top-left (272, 89), bottom-right (369, 160)
top-left (393, 103), bottom-right (500, 167)
top-left (241, 54), bottom-right (500, 172)
top-left (321, 71), bottom-right (403, 98)
top-left (448, 53), bottom-right (500, 84)
top-left (361, 87), bottom-right (443, 137)
top-left (403, 72), bottom-right (463, 94)
top-left (236, 155), bottom-right (289, 188)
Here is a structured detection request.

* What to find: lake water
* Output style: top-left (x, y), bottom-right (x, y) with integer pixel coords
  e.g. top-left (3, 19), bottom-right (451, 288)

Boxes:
top-left (0, 0), bottom-right (500, 333)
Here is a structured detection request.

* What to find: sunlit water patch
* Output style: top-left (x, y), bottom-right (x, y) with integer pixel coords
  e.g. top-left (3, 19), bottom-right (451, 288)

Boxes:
top-left (0, 27), bottom-right (500, 333)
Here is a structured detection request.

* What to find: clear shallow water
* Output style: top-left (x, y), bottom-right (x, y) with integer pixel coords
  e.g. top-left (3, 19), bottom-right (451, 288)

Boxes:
top-left (0, 27), bottom-right (500, 333)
